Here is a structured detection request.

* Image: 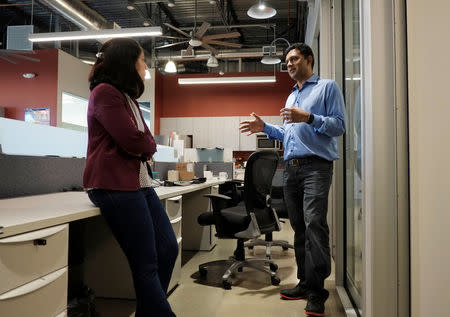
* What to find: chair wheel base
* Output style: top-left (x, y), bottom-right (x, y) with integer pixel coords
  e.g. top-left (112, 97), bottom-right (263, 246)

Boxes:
top-left (271, 276), bottom-right (281, 286)
top-left (222, 280), bottom-right (232, 289)
top-left (199, 267), bottom-right (207, 276)
top-left (269, 263), bottom-right (278, 272)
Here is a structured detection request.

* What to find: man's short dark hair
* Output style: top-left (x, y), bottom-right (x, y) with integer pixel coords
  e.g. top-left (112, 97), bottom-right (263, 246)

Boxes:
top-left (284, 42), bottom-right (315, 69)
top-left (89, 38), bottom-right (144, 99)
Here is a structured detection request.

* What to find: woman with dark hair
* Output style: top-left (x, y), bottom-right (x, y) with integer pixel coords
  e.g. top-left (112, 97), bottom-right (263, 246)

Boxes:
top-left (83, 38), bottom-right (178, 317)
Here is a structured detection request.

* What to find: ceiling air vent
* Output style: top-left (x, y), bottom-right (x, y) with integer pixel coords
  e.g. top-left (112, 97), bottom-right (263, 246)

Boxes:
top-left (7, 25), bottom-right (34, 51)
top-left (262, 45), bottom-right (276, 55)
top-left (181, 49), bottom-right (194, 58)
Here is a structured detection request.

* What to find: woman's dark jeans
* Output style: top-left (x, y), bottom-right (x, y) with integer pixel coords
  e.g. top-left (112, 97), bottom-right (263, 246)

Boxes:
top-left (88, 187), bottom-right (178, 317)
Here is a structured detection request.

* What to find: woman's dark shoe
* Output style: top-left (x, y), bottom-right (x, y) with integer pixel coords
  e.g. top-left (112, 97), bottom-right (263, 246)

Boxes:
top-left (304, 289), bottom-right (329, 316)
top-left (280, 283), bottom-right (309, 300)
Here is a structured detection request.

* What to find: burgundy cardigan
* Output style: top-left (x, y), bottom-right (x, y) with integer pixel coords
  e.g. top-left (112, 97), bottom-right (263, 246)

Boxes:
top-left (83, 83), bottom-right (156, 190)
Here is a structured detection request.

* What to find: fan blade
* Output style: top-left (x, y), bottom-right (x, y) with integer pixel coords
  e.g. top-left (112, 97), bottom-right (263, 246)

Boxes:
top-left (0, 55), bottom-right (18, 64)
top-left (8, 53), bottom-right (40, 62)
top-left (202, 32), bottom-right (241, 41)
top-left (195, 21), bottom-right (210, 39)
top-left (155, 41), bottom-right (189, 49)
top-left (185, 45), bottom-right (194, 56)
top-left (203, 39), bottom-right (242, 48)
top-left (164, 23), bottom-right (191, 38)
top-left (157, 35), bottom-right (188, 40)
top-left (200, 43), bottom-right (218, 56)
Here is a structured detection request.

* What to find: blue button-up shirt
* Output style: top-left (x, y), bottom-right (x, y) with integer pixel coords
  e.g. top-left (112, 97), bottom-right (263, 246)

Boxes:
top-left (263, 74), bottom-right (346, 161)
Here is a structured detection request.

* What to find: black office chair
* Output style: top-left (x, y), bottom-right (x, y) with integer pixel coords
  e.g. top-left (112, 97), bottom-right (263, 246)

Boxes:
top-left (244, 169), bottom-right (294, 258)
top-left (197, 150), bottom-right (282, 289)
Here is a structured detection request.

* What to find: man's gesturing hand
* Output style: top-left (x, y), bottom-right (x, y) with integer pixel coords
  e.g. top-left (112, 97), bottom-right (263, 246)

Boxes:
top-left (239, 112), bottom-right (265, 135)
top-left (280, 106), bottom-right (311, 123)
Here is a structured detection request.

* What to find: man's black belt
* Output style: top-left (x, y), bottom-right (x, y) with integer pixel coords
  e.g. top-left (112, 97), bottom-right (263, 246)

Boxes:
top-left (287, 155), bottom-right (331, 166)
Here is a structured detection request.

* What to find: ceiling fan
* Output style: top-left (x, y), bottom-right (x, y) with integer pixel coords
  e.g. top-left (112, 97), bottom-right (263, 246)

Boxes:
top-left (0, 50), bottom-right (40, 64)
top-left (156, 0), bottom-right (242, 56)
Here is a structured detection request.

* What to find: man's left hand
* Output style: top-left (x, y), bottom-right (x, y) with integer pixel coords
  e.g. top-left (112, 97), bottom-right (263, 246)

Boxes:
top-left (280, 106), bottom-right (311, 123)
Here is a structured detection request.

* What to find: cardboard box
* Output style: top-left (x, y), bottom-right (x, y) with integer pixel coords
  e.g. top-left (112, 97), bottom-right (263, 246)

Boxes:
top-left (179, 170), bottom-right (195, 181)
top-left (167, 170), bottom-right (179, 181)
top-left (176, 162), bottom-right (194, 172)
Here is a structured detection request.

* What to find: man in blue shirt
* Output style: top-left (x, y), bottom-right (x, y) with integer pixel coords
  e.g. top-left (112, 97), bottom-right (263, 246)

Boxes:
top-left (239, 43), bottom-right (345, 316)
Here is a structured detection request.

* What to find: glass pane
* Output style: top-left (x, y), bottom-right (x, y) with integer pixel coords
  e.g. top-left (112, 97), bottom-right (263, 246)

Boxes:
top-left (343, 0), bottom-right (362, 310)
top-left (61, 92), bottom-right (88, 127)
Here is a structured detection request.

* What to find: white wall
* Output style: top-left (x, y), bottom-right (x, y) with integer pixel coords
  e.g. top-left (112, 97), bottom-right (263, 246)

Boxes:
top-left (407, 0), bottom-right (450, 316)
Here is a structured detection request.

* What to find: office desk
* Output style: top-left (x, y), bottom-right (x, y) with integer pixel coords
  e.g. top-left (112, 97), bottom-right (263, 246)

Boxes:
top-left (0, 180), bottom-right (224, 317)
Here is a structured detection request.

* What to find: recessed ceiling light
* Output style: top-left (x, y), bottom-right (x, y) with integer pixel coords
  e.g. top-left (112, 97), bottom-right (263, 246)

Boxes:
top-left (23, 73), bottom-right (36, 79)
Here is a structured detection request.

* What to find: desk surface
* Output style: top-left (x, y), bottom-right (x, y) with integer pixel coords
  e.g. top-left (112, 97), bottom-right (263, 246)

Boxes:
top-left (0, 180), bottom-right (224, 239)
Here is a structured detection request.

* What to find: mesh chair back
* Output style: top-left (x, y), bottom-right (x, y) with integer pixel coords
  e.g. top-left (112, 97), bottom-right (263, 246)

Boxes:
top-left (243, 150), bottom-right (279, 234)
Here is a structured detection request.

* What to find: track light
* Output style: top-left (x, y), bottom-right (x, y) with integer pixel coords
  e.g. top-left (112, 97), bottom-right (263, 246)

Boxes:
top-left (247, 0), bottom-right (277, 19)
top-left (164, 60), bottom-right (177, 73)
top-left (206, 55), bottom-right (219, 68)
top-left (126, 0), bottom-right (136, 10)
top-left (261, 38), bottom-right (290, 65)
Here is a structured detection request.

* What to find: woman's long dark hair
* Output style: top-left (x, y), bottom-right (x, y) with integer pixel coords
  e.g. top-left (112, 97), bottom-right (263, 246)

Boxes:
top-left (89, 38), bottom-right (144, 98)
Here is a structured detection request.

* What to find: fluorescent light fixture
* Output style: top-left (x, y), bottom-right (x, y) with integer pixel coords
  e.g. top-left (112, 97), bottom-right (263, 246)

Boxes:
top-left (209, 0), bottom-right (216, 4)
top-left (164, 60), bottom-right (177, 73)
top-left (206, 55), bottom-right (219, 67)
top-left (28, 26), bottom-right (162, 42)
top-left (168, 0), bottom-right (175, 7)
top-left (82, 60), bottom-right (95, 65)
top-left (178, 76), bottom-right (276, 85)
top-left (247, 1), bottom-right (277, 19)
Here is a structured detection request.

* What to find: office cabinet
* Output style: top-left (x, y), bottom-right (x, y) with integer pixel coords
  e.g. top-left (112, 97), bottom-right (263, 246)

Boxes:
top-left (166, 195), bottom-right (182, 291)
top-left (160, 117), bottom-right (177, 136)
top-left (192, 117), bottom-right (209, 148)
top-left (168, 237), bottom-right (182, 292)
top-left (239, 116), bottom-right (257, 150)
top-left (0, 267), bottom-right (68, 317)
top-left (0, 224), bottom-right (68, 295)
top-left (0, 224), bottom-right (69, 317)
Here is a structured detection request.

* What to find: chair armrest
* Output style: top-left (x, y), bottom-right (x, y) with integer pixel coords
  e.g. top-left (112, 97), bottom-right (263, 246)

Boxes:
top-left (229, 179), bottom-right (244, 185)
top-left (271, 185), bottom-right (284, 199)
top-left (204, 193), bottom-right (232, 200)
top-left (204, 193), bottom-right (232, 212)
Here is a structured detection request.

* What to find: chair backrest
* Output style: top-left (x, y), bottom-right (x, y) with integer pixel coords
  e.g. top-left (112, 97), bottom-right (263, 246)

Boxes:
top-left (243, 150), bottom-right (280, 234)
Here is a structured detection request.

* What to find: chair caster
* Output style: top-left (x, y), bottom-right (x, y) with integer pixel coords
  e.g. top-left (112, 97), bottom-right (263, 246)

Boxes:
top-left (199, 267), bottom-right (207, 277)
top-left (222, 280), bottom-right (232, 290)
top-left (271, 276), bottom-right (281, 286)
top-left (282, 246), bottom-right (289, 251)
top-left (269, 263), bottom-right (278, 272)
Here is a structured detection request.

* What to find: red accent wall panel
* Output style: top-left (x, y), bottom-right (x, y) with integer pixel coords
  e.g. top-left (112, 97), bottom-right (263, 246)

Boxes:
top-left (0, 49), bottom-right (58, 126)
top-left (158, 72), bottom-right (294, 119)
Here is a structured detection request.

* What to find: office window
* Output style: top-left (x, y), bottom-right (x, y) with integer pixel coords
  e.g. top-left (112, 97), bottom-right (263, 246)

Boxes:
top-left (61, 92), bottom-right (88, 128)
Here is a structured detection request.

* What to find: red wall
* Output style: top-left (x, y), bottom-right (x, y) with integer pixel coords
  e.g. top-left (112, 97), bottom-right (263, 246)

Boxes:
top-left (0, 49), bottom-right (58, 126)
top-left (155, 71), bottom-right (294, 134)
